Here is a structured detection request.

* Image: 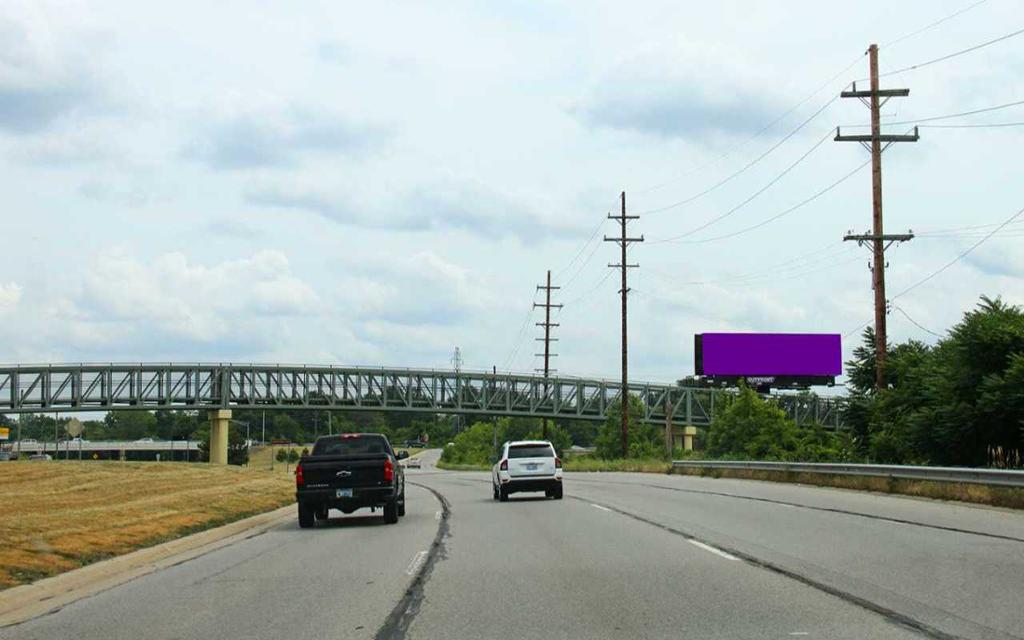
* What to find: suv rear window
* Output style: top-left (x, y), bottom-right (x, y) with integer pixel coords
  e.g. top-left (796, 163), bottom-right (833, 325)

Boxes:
top-left (313, 435), bottom-right (390, 456)
top-left (508, 445), bottom-right (554, 458)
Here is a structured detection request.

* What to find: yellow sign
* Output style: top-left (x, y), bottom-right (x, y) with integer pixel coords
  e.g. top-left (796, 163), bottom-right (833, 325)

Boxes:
top-left (0, 427), bottom-right (9, 441)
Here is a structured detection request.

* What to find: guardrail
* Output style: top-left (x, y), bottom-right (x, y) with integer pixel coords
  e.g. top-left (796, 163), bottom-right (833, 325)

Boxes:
top-left (671, 460), bottom-right (1024, 488)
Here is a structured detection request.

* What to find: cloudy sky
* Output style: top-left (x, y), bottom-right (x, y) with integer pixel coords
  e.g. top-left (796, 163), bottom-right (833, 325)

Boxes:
top-left (1, 0), bottom-right (1022, 385)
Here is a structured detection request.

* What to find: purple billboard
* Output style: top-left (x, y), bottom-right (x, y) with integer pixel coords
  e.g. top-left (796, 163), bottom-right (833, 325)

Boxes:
top-left (695, 333), bottom-right (841, 379)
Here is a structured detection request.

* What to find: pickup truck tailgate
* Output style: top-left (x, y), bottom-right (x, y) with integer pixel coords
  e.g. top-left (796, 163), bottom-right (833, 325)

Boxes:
top-left (301, 453), bottom-right (389, 488)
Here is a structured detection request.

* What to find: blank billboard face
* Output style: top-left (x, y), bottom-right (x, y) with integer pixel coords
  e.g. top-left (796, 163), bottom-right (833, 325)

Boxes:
top-left (696, 333), bottom-right (842, 377)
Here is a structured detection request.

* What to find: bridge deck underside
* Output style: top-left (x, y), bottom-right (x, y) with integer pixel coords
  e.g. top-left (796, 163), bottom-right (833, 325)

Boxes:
top-left (0, 365), bottom-right (843, 427)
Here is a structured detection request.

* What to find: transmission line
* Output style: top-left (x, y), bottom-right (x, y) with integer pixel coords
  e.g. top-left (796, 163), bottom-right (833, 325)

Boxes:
top-left (882, 0), bottom-right (989, 49)
top-left (657, 157), bottom-right (870, 245)
top-left (892, 203), bottom-right (1024, 300)
top-left (647, 129), bottom-right (834, 242)
top-left (633, 54), bottom-right (865, 197)
top-left (893, 306), bottom-right (944, 338)
top-left (879, 25), bottom-right (1024, 77)
top-left (636, 96), bottom-right (841, 215)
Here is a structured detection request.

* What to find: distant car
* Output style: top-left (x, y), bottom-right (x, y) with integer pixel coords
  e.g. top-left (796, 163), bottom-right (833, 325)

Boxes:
top-left (403, 440), bottom-right (427, 448)
top-left (135, 438), bottom-right (155, 443)
top-left (402, 456), bottom-right (422, 469)
top-left (492, 440), bottom-right (563, 501)
top-left (0, 451), bottom-right (11, 461)
top-left (28, 454), bottom-right (52, 461)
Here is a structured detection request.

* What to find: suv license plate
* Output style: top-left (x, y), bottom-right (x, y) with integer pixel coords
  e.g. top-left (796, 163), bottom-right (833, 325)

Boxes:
top-left (336, 488), bottom-right (353, 498)
top-left (526, 463), bottom-right (538, 470)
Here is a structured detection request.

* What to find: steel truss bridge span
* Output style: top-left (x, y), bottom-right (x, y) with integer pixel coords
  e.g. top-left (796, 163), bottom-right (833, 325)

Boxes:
top-left (0, 364), bottom-right (844, 427)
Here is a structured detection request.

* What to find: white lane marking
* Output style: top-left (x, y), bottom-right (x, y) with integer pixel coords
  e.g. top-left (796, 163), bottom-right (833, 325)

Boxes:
top-left (405, 550), bottom-right (428, 575)
top-left (590, 503), bottom-right (613, 513)
top-left (688, 540), bottom-right (740, 561)
top-left (434, 510), bottom-right (442, 521)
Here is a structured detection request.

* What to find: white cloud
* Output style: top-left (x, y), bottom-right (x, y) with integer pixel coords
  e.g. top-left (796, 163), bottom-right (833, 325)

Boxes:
top-left (0, 282), bottom-right (22, 314)
top-left (75, 250), bottom-right (321, 343)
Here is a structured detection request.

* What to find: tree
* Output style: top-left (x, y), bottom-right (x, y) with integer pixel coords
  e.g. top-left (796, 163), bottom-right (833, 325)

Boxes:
top-left (706, 385), bottom-right (797, 460)
top-left (275, 448), bottom-right (288, 464)
top-left (594, 395), bottom-right (657, 459)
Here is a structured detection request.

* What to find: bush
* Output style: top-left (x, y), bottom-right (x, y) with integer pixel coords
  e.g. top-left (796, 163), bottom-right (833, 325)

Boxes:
top-left (275, 448), bottom-right (288, 463)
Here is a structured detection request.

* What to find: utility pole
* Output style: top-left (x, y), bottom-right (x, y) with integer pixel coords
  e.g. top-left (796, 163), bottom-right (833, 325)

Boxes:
top-left (604, 191), bottom-right (643, 456)
top-left (534, 270), bottom-right (561, 439)
top-left (835, 44), bottom-right (918, 391)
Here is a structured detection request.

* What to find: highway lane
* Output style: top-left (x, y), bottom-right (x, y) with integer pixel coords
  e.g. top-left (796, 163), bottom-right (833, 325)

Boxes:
top-left (2, 450), bottom-right (1021, 639)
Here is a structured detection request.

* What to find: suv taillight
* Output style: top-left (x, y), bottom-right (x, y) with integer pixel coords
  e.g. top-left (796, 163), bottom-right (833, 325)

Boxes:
top-left (383, 457), bottom-right (394, 482)
top-left (499, 459), bottom-right (508, 471)
top-left (555, 457), bottom-right (562, 469)
top-left (295, 463), bottom-right (304, 488)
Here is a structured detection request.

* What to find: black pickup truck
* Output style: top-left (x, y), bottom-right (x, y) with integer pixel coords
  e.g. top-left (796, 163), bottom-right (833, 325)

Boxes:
top-left (294, 433), bottom-right (408, 528)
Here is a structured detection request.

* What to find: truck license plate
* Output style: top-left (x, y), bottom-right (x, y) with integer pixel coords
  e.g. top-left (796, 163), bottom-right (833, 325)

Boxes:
top-left (336, 488), bottom-right (352, 498)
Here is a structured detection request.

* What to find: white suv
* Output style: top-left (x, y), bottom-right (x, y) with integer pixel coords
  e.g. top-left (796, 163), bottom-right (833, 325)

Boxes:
top-left (492, 440), bottom-right (563, 501)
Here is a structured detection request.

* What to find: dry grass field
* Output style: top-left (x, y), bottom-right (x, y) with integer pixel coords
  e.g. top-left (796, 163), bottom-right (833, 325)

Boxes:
top-left (0, 462), bottom-right (294, 590)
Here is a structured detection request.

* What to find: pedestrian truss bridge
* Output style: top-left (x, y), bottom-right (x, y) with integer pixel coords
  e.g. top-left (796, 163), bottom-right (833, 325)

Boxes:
top-left (0, 363), bottom-right (845, 427)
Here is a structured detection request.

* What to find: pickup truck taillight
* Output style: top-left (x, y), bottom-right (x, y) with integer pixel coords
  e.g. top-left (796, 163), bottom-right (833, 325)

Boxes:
top-left (555, 457), bottom-right (562, 469)
top-left (383, 457), bottom-right (394, 482)
top-left (499, 459), bottom-right (508, 471)
top-left (295, 463), bottom-right (304, 488)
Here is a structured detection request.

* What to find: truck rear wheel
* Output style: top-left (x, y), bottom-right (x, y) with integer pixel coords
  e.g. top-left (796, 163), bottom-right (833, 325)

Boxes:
top-left (398, 491), bottom-right (406, 517)
top-left (298, 504), bottom-right (315, 528)
top-left (383, 500), bottom-right (399, 524)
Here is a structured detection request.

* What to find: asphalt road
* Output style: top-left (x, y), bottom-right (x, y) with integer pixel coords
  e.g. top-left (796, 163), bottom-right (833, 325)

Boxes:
top-left (3, 450), bottom-right (1022, 640)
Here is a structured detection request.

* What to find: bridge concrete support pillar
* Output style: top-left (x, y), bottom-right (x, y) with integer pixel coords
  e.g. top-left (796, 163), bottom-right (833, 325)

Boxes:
top-left (683, 426), bottom-right (697, 452)
top-left (209, 410), bottom-right (231, 465)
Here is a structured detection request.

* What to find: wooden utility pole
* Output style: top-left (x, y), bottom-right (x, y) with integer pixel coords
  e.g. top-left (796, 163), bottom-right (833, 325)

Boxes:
top-left (534, 270), bottom-right (561, 439)
top-left (605, 191), bottom-right (643, 456)
top-left (836, 44), bottom-right (918, 390)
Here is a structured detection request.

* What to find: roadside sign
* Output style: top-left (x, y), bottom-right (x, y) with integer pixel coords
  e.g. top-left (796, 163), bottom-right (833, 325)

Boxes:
top-left (0, 427), bottom-right (9, 441)
top-left (66, 419), bottom-right (83, 438)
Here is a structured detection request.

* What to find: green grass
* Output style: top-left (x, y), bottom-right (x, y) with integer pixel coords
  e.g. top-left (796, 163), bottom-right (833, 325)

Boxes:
top-left (436, 460), bottom-right (490, 471)
top-left (563, 458), bottom-right (672, 473)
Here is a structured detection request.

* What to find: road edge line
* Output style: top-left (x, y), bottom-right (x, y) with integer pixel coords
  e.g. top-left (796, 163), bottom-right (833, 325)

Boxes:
top-left (0, 504), bottom-right (294, 628)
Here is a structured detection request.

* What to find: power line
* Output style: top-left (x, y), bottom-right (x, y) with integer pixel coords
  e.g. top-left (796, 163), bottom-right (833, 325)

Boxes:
top-left (561, 270), bottom-right (614, 307)
top-left (657, 157), bottom-right (870, 245)
top-left (879, 25), bottom-right (1024, 77)
top-left (501, 295), bottom-right (538, 371)
top-left (560, 235), bottom-right (605, 289)
top-left (842, 99), bottom-right (1024, 127)
top-left (892, 203), bottom-right (1024, 300)
top-left (636, 95), bottom-right (842, 215)
top-left (920, 121), bottom-right (1024, 129)
top-left (882, 0), bottom-right (989, 49)
top-left (648, 129), bottom-right (834, 242)
top-left (893, 306), bottom-right (944, 338)
top-left (917, 218), bottom-right (1024, 237)
top-left (633, 54), bottom-right (866, 197)
top-left (554, 216), bottom-right (606, 281)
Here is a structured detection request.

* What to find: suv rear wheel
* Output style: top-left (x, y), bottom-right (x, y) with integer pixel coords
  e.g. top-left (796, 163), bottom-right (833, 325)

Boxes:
top-left (499, 485), bottom-right (509, 502)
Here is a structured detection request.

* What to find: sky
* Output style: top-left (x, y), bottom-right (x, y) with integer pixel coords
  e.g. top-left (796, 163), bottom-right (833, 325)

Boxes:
top-left (1, 0), bottom-right (1022, 387)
